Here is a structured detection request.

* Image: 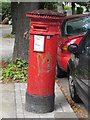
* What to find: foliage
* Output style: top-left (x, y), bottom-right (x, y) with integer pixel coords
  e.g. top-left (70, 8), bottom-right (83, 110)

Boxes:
top-left (39, 2), bottom-right (58, 11)
top-left (77, 2), bottom-right (90, 11)
top-left (3, 33), bottom-right (15, 38)
top-left (76, 6), bottom-right (84, 14)
top-left (64, 5), bottom-right (71, 10)
top-left (39, 2), bottom-right (46, 9)
top-left (1, 58), bottom-right (28, 83)
top-left (2, 2), bottom-right (11, 20)
top-left (44, 2), bottom-right (58, 11)
top-left (0, 0), bottom-right (10, 2)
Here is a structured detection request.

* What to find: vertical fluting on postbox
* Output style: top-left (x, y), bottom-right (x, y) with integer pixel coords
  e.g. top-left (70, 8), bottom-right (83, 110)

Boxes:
top-left (25, 10), bottom-right (64, 113)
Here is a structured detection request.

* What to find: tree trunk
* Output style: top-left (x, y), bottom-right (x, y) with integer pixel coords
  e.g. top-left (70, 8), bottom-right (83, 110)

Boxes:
top-left (57, 2), bottom-right (64, 13)
top-left (13, 2), bottom-right (39, 62)
top-left (72, 2), bottom-right (75, 15)
top-left (11, 2), bottom-right (18, 34)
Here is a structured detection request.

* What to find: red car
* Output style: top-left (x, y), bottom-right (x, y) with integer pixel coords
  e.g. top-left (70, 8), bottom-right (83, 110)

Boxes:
top-left (56, 14), bottom-right (90, 77)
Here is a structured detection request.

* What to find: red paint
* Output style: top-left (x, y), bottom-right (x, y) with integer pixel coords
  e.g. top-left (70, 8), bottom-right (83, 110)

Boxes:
top-left (57, 35), bottom-right (84, 72)
top-left (57, 14), bottom-right (90, 72)
top-left (26, 10), bottom-right (64, 96)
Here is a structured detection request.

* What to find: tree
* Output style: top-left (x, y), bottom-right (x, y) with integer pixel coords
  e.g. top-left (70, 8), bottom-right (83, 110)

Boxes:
top-left (57, 2), bottom-right (64, 13)
top-left (77, 2), bottom-right (90, 12)
top-left (2, 2), bottom-right (11, 20)
top-left (72, 2), bottom-right (75, 15)
top-left (11, 2), bottom-right (18, 34)
top-left (39, 2), bottom-right (58, 11)
top-left (44, 2), bottom-right (58, 11)
top-left (13, 2), bottom-right (39, 62)
top-left (39, 2), bottom-right (45, 9)
top-left (71, 2), bottom-right (90, 15)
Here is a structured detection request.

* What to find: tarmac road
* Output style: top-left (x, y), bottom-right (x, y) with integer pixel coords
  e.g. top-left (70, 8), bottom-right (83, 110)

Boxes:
top-left (57, 77), bottom-right (88, 118)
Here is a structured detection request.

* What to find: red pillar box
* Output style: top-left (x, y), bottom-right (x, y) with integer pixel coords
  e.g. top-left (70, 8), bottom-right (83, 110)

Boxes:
top-left (25, 10), bottom-right (64, 113)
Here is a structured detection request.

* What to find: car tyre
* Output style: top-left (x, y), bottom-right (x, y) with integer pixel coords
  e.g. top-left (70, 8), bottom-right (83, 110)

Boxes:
top-left (68, 72), bottom-right (81, 103)
top-left (56, 62), bottom-right (67, 78)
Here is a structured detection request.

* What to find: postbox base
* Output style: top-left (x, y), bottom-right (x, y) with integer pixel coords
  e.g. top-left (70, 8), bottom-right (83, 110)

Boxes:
top-left (25, 92), bottom-right (55, 113)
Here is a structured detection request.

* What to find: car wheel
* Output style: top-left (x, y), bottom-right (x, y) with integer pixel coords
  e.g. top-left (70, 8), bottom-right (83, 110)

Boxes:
top-left (68, 72), bottom-right (81, 103)
top-left (56, 62), bottom-right (67, 78)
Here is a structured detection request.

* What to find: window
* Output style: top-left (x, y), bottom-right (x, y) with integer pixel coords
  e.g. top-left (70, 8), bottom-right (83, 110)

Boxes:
top-left (62, 16), bottom-right (90, 36)
top-left (81, 32), bottom-right (90, 56)
top-left (83, 40), bottom-right (90, 56)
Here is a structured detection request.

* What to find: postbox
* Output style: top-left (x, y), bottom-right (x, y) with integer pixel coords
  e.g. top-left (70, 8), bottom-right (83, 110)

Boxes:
top-left (25, 10), bottom-right (64, 113)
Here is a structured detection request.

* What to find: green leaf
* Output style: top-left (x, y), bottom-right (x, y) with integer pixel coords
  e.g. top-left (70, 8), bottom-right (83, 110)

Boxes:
top-left (6, 71), bottom-right (9, 77)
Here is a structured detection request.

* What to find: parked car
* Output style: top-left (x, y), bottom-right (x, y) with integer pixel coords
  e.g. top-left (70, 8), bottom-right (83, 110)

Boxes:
top-left (56, 14), bottom-right (90, 77)
top-left (67, 30), bottom-right (90, 109)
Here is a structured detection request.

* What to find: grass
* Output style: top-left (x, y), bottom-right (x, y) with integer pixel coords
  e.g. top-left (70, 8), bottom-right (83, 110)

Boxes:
top-left (3, 34), bottom-right (15, 38)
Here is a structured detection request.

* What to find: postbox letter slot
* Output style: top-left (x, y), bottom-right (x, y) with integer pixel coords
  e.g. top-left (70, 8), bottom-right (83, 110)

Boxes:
top-left (33, 25), bottom-right (48, 31)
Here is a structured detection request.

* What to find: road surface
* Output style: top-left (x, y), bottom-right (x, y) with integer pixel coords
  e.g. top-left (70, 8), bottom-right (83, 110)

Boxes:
top-left (57, 77), bottom-right (88, 118)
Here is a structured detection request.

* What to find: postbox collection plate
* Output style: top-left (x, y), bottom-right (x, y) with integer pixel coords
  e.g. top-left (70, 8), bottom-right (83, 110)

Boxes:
top-left (34, 35), bottom-right (45, 52)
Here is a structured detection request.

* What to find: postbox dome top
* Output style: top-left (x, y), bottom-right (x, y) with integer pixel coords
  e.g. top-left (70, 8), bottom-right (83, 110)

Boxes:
top-left (26, 9), bottom-right (65, 20)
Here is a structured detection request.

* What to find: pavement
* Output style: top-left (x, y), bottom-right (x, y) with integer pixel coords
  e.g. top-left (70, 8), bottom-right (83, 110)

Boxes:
top-left (0, 24), bottom-right (12, 37)
top-left (0, 82), bottom-right (77, 119)
top-left (0, 24), bottom-right (77, 119)
top-left (0, 24), bottom-right (15, 62)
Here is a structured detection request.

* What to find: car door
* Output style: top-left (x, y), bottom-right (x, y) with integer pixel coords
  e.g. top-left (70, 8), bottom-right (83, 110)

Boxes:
top-left (75, 31), bottom-right (90, 108)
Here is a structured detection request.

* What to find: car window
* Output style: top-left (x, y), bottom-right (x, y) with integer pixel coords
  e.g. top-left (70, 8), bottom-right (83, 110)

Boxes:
top-left (82, 40), bottom-right (90, 56)
top-left (81, 32), bottom-right (90, 56)
top-left (62, 16), bottom-right (90, 36)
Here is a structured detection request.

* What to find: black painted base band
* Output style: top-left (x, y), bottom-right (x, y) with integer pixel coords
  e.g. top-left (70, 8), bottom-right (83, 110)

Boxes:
top-left (25, 92), bottom-right (55, 113)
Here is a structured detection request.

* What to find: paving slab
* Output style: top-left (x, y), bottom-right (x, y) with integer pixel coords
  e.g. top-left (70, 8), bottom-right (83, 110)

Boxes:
top-left (0, 24), bottom-right (12, 37)
top-left (15, 83), bottom-right (77, 118)
top-left (54, 112), bottom-right (78, 119)
top-left (0, 83), bottom-right (16, 119)
top-left (0, 38), bottom-right (15, 61)
top-left (0, 82), bottom-right (77, 119)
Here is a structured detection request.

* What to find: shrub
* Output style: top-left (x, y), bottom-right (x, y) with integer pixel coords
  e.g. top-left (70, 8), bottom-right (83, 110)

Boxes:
top-left (76, 6), bottom-right (84, 14)
top-left (2, 2), bottom-right (11, 20)
top-left (44, 2), bottom-right (58, 11)
top-left (64, 5), bottom-right (71, 10)
top-left (1, 58), bottom-right (28, 83)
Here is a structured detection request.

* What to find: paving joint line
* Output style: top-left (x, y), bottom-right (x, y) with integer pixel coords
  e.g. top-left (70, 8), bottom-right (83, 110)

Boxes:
top-left (14, 83), bottom-right (17, 118)
top-left (20, 83), bottom-right (25, 118)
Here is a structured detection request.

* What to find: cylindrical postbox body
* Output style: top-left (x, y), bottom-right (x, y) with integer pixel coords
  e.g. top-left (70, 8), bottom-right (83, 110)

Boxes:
top-left (25, 10), bottom-right (64, 113)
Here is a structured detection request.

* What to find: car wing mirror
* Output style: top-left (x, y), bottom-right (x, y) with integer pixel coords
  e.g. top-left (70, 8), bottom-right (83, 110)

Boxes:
top-left (68, 44), bottom-right (78, 54)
